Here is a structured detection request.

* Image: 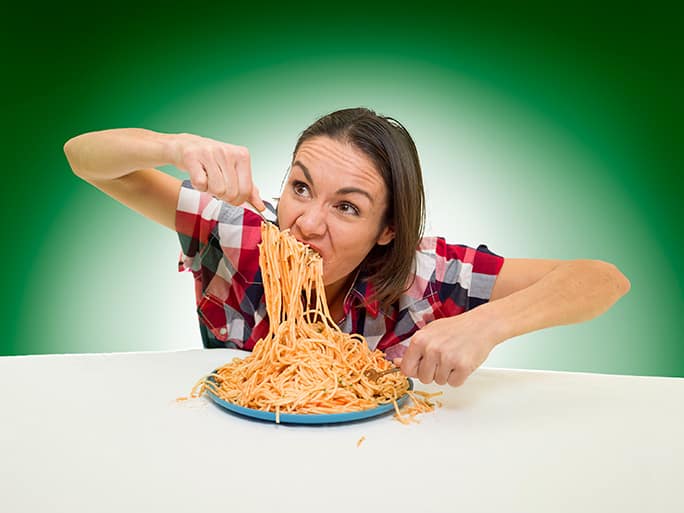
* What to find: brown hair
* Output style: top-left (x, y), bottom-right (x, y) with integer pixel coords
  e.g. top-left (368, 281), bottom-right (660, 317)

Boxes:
top-left (292, 107), bottom-right (426, 309)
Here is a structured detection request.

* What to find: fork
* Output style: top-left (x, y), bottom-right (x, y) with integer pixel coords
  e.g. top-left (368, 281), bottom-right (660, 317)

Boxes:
top-left (249, 200), bottom-right (278, 223)
top-left (364, 367), bottom-right (402, 382)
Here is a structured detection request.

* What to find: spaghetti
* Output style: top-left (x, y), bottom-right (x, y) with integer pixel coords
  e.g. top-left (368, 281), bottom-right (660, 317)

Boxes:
top-left (191, 222), bottom-right (434, 422)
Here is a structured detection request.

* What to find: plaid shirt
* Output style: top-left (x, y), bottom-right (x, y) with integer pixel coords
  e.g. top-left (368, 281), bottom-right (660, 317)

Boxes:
top-left (176, 181), bottom-right (504, 359)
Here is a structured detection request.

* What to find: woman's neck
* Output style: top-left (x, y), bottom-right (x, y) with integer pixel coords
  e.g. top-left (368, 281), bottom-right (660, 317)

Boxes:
top-left (324, 273), bottom-right (356, 323)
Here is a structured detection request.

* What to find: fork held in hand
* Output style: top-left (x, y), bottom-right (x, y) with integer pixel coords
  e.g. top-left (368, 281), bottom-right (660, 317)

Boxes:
top-left (249, 200), bottom-right (277, 223)
top-left (364, 367), bottom-right (402, 382)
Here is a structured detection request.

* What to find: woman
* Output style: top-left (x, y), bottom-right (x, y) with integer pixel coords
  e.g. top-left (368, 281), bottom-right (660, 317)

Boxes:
top-left (64, 107), bottom-right (630, 387)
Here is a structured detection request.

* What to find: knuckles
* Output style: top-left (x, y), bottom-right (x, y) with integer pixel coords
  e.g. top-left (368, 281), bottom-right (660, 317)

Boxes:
top-left (212, 187), bottom-right (227, 198)
top-left (234, 145), bottom-right (250, 160)
top-left (433, 375), bottom-right (449, 386)
top-left (406, 320), bottom-right (485, 388)
top-left (173, 137), bottom-right (255, 203)
top-left (444, 352), bottom-right (466, 371)
top-left (192, 174), bottom-right (208, 187)
top-left (223, 190), bottom-right (240, 203)
top-left (447, 374), bottom-right (467, 387)
top-left (409, 332), bottom-right (429, 350)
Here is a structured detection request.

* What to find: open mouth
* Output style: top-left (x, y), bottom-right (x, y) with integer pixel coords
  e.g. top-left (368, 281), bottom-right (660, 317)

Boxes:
top-left (299, 240), bottom-right (323, 256)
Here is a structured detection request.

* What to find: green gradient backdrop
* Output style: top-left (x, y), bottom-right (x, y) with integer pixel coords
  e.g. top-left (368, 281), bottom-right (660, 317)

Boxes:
top-left (2, 5), bottom-right (682, 377)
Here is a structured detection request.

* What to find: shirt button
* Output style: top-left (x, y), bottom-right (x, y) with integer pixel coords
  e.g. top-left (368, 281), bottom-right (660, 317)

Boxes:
top-left (219, 327), bottom-right (227, 335)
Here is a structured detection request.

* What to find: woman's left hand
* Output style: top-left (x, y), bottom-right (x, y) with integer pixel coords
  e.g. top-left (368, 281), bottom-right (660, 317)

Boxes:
top-left (396, 312), bottom-right (501, 387)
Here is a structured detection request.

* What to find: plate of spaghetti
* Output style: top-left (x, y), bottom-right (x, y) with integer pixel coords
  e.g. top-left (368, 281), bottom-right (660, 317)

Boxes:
top-left (190, 222), bottom-right (429, 424)
top-left (203, 374), bottom-right (413, 424)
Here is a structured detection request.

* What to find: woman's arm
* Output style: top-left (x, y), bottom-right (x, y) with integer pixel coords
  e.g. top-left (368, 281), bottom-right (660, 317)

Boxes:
top-left (64, 128), bottom-right (264, 230)
top-left (486, 258), bottom-right (630, 339)
top-left (398, 258), bottom-right (630, 386)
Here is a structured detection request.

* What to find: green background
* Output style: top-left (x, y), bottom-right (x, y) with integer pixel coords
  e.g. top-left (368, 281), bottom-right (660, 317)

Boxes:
top-left (2, 4), bottom-right (682, 377)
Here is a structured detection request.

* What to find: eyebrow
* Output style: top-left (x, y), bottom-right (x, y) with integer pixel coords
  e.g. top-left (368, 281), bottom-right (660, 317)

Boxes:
top-left (292, 160), bottom-right (374, 203)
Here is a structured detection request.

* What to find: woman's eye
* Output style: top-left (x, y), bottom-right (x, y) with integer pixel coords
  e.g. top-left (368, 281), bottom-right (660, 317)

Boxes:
top-left (337, 202), bottom-right (360, 216)
top-left (292, 181), bottom-right (310, 197)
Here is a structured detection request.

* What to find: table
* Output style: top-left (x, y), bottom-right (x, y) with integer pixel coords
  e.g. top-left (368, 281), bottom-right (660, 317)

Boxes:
top-left (1, 349), bottom-right (682, 512)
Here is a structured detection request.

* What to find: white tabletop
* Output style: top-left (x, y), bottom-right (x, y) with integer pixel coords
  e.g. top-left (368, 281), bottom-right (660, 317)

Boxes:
top-left (1, 349), bottom-right (682, 513)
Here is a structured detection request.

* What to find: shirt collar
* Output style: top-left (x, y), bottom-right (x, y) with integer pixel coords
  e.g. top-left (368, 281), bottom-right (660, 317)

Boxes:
top-left (343, 272), bottom-right (381, 318)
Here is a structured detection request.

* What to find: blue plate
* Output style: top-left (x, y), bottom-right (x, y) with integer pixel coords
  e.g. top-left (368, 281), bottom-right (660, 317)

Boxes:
top-left (205, 377), bottom-right (413, 424)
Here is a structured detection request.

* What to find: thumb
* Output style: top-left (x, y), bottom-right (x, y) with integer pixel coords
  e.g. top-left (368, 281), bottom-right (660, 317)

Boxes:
top-left (249, 186), bottom-right (266, 212)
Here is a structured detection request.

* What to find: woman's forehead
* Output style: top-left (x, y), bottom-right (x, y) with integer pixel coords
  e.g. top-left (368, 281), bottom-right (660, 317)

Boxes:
top-left (293, 137), bottom-right (385, 190)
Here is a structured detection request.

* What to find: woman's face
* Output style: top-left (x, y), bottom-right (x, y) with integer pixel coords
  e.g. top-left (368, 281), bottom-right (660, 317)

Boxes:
top-left (277, 136), bottom-right (394, 289)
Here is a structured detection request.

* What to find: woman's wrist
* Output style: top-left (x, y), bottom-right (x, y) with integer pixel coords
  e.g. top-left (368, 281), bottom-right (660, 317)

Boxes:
top-left (470, 300), bottom-right (510, 350)
top-left (158, 131), bottom-right (184, 168)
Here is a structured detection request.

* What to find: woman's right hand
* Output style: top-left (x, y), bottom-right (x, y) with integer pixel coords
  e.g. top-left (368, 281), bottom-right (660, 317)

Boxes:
top-left (65, 128), bottom-right (267, 230)
top-left (164, 133), bottom-right (265, 211)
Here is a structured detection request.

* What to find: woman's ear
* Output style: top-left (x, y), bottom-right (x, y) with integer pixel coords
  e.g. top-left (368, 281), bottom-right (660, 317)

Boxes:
top-left (376, 225), bottom-right (395, 246)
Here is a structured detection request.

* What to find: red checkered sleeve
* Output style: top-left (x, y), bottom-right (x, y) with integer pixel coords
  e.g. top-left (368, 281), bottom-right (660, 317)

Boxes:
top-left (175, 181), bottom-right (267, 348)
top-left (435, 239), bottom-right (505, 315)
top-left (176, 182), bottom-right (222, 272)
top-left (376, 237), bottom-right (504, 356)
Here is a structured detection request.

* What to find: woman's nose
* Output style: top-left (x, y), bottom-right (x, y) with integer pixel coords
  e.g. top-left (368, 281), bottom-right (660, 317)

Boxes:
top-left (295, 202), bottom-right (326, 238)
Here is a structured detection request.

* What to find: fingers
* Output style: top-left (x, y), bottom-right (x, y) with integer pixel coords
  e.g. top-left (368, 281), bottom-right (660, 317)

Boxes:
top-left (234, 147), bottom-right (258, 208)
top-left (401, 333), bottom-right (439, 384)
top-left (230, 149), bottom-right (265, 213)
top-left (434, 362), bottom-right (452, 386)
top-left (249, 185), bottom-right (266, 212)
top-left (186, 160), bottom-right (208, 192)
top-left (400, 329), bottom-right (477, 387)
top-left (206, 157), bottom-right (228, 199)
top-left (184, 147), bottom-right (226, 197)
top-left (399, 341), bottom-right (422, 380)
top-left (174, 135), bottom-right (260, 206)
top-left (447, 368), bottom-right (469, 387)
top-left (416, 349), bottom-right (439, 385)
